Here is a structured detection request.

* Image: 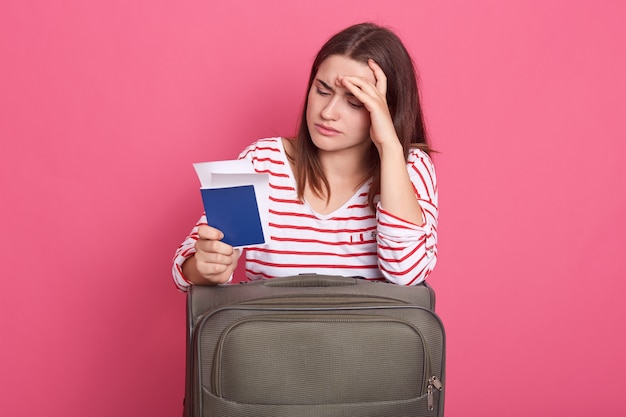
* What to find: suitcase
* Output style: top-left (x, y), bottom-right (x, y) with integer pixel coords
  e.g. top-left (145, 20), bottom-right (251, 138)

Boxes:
top-left (183, 274), bottom-right (445, 417)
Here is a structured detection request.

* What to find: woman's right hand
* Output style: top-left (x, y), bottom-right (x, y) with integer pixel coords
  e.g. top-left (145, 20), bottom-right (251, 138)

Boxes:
top-left (183, 225), bottom-right (241, 285)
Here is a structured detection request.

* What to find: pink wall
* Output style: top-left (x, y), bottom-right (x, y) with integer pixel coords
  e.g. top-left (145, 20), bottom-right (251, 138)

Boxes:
top-left (1, 1), bottom-right (625, 415)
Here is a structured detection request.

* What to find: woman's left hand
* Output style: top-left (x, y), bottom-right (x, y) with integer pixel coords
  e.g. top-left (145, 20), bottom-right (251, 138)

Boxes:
top-left (338, 59), bottom-right (399, 151)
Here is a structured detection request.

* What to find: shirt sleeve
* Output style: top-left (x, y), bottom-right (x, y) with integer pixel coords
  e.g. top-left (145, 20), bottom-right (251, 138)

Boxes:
top-left (171, 215), bottom-right (205, 291)
top-left (376, 149), bottom-right (438, 286)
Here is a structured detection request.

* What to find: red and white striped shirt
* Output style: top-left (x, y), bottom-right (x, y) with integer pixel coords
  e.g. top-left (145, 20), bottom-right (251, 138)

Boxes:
top-left (173, 137), bottom-right (438, 290)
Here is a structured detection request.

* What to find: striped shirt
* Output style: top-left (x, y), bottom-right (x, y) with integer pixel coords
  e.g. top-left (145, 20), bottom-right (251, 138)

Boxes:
top-left (172, 137), bottom-right (438, 290)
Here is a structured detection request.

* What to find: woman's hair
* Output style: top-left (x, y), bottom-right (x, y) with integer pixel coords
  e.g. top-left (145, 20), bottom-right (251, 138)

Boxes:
top-left (292, 22), bottom-right (431, 211)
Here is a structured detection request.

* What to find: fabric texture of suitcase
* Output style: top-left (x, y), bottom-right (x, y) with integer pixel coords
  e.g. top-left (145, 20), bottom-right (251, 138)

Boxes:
top-left (183, 274), bottom-right (445, 417)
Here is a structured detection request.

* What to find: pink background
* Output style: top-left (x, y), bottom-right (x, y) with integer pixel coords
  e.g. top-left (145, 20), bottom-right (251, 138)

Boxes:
top-left (1, 1), bottom-right (625, 415)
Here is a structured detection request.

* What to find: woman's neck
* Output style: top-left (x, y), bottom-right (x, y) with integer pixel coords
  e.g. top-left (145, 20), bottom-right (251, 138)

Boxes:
top-left (318, 144), bottom-right (371, 183)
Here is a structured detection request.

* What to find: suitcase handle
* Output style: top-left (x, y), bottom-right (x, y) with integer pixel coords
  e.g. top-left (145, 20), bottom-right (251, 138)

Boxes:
top-left (263, 274), bottom-right (359, 288)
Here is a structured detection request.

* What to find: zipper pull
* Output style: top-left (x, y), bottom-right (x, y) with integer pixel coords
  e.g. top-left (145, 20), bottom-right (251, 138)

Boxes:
top-left (429, 375), bottom-right (443, 391)
top-left (427, 376), bottom-right (443, 411)
top-left (427, 385), bottom-right (434, 411)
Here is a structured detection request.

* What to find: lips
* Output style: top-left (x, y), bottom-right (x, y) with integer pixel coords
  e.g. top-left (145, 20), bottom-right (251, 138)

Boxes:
top-left (314, 123), bottom-right (341, 136)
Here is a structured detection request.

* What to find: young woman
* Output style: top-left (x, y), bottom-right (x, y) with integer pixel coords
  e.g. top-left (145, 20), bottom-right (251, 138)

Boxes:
top-left (173, 22), bottom-right (438, 289)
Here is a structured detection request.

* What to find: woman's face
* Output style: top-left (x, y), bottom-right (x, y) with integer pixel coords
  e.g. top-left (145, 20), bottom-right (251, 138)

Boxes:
top-left (306, 55), bottom-right (375, 154)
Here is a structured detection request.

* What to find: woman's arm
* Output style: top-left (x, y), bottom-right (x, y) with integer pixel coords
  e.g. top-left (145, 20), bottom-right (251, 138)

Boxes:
top-left (339, 60), bottom-right (437, 285)
top-left (376, 150), bottom-right (438, 285)
top-left (339, 59), bottom-right (424, 224)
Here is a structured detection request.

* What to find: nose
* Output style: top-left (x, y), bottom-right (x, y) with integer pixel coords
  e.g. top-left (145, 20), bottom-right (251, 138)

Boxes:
top-left (321, 96), bottom-right (340, 121)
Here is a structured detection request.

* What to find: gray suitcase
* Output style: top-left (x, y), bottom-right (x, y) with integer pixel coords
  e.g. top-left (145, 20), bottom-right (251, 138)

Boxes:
top-left (183, 274), bottom-right (445, 417)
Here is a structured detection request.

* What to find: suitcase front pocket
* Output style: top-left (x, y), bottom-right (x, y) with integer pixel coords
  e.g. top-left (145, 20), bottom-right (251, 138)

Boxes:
top-left (210, 314), bottom-right (431, 405)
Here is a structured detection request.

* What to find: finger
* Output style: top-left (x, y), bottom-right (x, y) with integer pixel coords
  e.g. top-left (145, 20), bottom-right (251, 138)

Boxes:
top-left (196, 237), bottom-right (234, 257)
top-left (232, 248), bottom-right (242, 263)
top-left (339, 76), bottom-right (385, 112)
top-left (339, 74), bottom-right (376, 92)
top-left (195, 247), bottom-right (241, 277)
top-left (197, 224), bottom-right (224, 241)
top-left (368, 59), bottom-right (387, 96)
top-left (337, 76), bottom-right (374, 103)
top-left (195, 257), bottom-right (229, 276)
top-left (195, 249), bottom-right (234, 266)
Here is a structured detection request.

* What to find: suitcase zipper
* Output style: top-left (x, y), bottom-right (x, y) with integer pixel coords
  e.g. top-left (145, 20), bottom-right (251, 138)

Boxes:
top-left (427, 375), bottom-right (444, 411)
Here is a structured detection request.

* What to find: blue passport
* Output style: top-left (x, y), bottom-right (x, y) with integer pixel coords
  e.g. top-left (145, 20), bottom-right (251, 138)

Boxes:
top-left (200, 185), bottom-right (265, 247)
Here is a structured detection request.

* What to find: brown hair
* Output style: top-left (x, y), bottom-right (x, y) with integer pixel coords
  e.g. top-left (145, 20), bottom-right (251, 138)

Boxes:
top-left (291, 22), bottom-right (431, 211)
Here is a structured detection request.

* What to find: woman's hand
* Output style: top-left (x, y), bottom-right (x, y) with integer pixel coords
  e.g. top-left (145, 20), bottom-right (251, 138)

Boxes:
top-left (183, 225), bottom-right (241, 285)
top-left (339, 59), bottom-right (425, 226)
top-left (338, 59), bottom-right (400, 152)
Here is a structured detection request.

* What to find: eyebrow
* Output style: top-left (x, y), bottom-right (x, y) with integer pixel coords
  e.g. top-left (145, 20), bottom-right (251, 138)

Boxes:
top-left (316, 78), bottom-right (356, 97)
top-left (316, 79), bottom-right (334, 91)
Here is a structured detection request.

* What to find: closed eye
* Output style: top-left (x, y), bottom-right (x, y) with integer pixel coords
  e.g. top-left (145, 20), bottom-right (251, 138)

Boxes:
top-left (347, 99), bottom-right (364, 109)
top-left (315, 79), bottom-right (334, 96)
top-left (315, 78), bottom-right (364, 109)
top-left (316, 86), bottom-right (331, 96)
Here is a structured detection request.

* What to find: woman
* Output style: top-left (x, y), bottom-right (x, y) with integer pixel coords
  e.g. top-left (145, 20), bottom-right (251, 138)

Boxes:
top-left (173, 22), bottom-right (438, 289)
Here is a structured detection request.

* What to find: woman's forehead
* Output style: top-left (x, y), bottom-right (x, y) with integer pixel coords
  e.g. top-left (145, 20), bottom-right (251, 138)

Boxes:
top-left (316, 55), bottom-right (375, 83)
